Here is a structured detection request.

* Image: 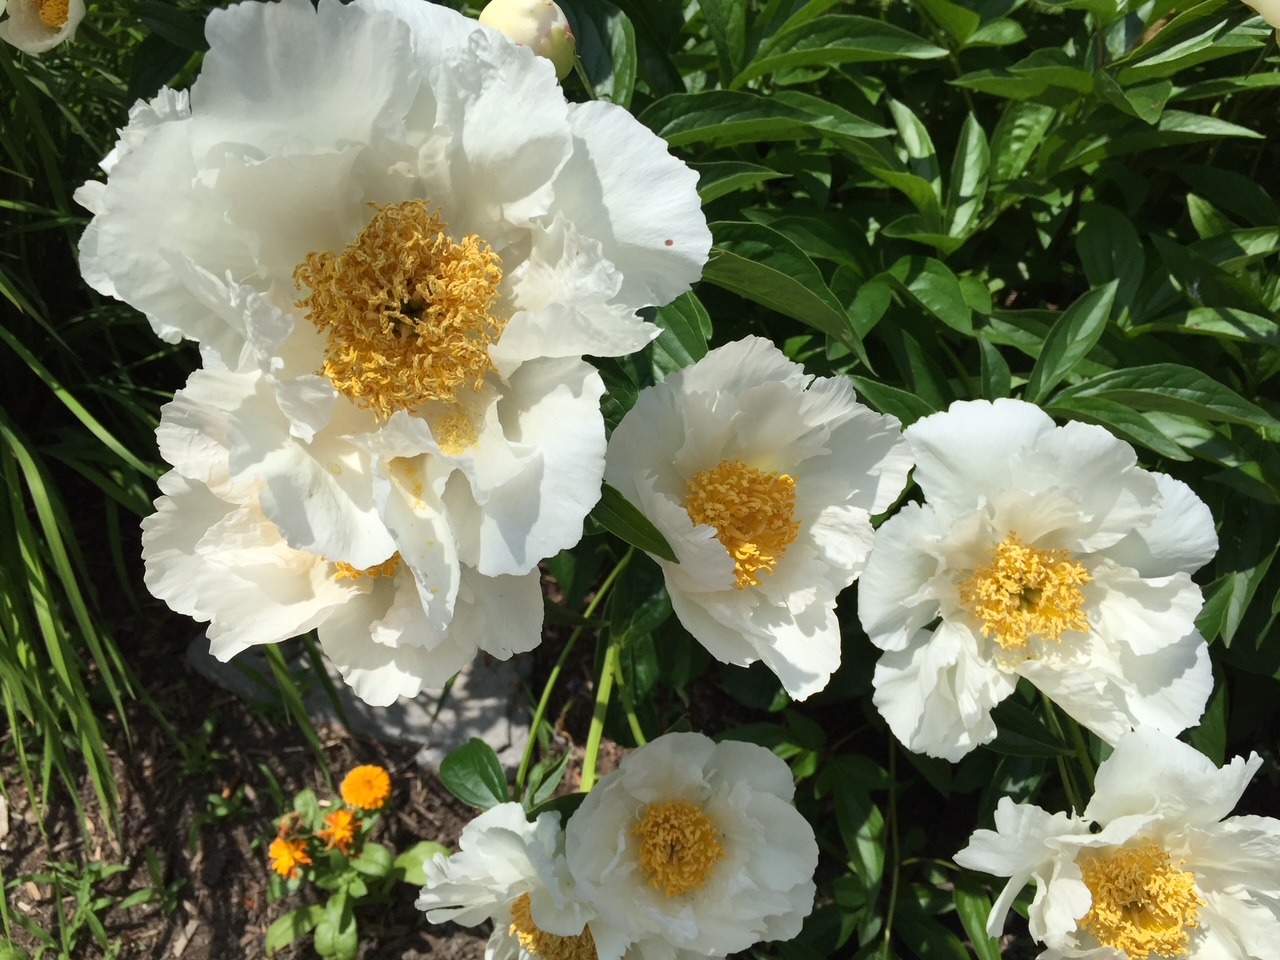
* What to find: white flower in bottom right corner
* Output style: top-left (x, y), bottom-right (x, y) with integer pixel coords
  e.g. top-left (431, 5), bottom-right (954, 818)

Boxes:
top-left (955, 726), bottom-right (1280, 960)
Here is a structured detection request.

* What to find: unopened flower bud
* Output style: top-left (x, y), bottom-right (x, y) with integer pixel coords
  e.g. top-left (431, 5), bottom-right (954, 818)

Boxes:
top-left (479, 0), bottom-right (576, 81)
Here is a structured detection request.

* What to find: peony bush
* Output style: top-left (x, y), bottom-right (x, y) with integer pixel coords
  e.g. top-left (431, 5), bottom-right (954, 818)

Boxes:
top-left (4, 0), bottom-right (1280, 956)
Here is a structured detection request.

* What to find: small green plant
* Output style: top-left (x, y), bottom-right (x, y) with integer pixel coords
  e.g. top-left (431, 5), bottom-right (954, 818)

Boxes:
top-left (264, 765), bottom-right (446, 960)
top-left (7, 859), bottom-right (129, 960)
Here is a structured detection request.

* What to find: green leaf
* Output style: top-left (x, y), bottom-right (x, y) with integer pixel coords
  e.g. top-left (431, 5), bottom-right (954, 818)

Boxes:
top-left (953, 48), bottom-right (1095, 102)
top-left (703, 221), bottom-right (862, 352)
top-left (1117, 14), bottom-right (1269, 84)
top-left (1024, 281), bottom-right (1118, 404)
top-left (590, 483), bottom-right (679, 563)
top-left (847, 376), bottom-right (939, 425)
top-left (566, 0), bottom-right (637, 107)
top-left (292, 788), bottom-right (322, 829)
top-left (393, 840), bottom-right (449, 886)
top-left (640, 90), bottom-right (887, 149)
top-left (1052, 364), bottom-right (1280, 433)
top-left (978, 338), bottom-right (1012, 399)
top-left (914, 0), bottom-right (981, 43)
top-left (136, 0), bottom-right (209, 50)
top-left (989, 699), bottom-right (1071, 757)
top-left (1131, 308), bottom-right (1280, 346)
top-left (885, 256), bottom-right (973, 334)
top-left (954, 876), bottom-right (1001, 960)
top-left (990, 101), bottom-right (1056, 184)
top-left (350, 841), bottom-right (394, 878)
top-left (525, 749), bottom-right (574, 810)
top-left (1187, 679), bottom-right (1228, 764)
top-left (651, 291), bottom-right (710, 376)
top-left (967, 18), bottom-right (1027, 46)
top-left (692, 161), bottom-right (784, 203)
top-left (1047, 396), bottom-right (1192, 461)
top-left (946, 113), bottom-right (990, 239)
top-left (1076, 204), bottom-right (1145, 319)
top-left (265, 905), bottom-right (325, 956)
top-left (700, 0), bottom-right (747, 81)
top-left (315, 892), bottom-right (357, 960)
top-left (438, 738), bottom-right (510, 810)
top-left (734, 15), bottom-right (947, 86)
top-left (887, 99), bottom-right (943, 210)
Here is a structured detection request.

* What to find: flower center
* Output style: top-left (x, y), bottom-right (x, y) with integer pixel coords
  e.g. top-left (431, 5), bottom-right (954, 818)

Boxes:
top-left (332, 553), bottom-right (402, 580)
top-left (684, 460), bottom-right (799, 589)
top-left (509, 893), bottom-right (597, 960)
top-left (633, 800), bottom-right (724, 897)
top-left (295, 200), bottom-right (504, 422)
top-left (958, 533), bottom-right (1091, 650)
top-left (38, 0), bottom-right (70, 27)
top-left (1078, 838), bottom-right (1204, 959)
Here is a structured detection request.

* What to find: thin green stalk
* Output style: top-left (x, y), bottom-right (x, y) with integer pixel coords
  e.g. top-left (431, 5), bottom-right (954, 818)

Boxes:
top-left (515, 549), bottom-right (632, 794)
top-left (614, 653), bottom-right (648, 747)
top-left (882, 739), bottom-right (901, 959)
top-left (580, 638), bottom-right (620, 794)
top-left (1042, 696), bottom-right (1084, 813)
top-left (1066, 714), bottom-right (1096, 792)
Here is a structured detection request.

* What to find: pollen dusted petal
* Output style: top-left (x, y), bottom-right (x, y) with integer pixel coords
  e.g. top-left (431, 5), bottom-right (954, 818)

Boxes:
top-left (295, 199), bottom-right (504, 422)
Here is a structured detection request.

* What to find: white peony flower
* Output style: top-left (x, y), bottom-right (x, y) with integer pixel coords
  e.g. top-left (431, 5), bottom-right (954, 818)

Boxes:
top-left (564, 732), bottom-right (818, 959)
top-left (141, 387), bottom-right (544, 706)
top-left (955, 727), bottom-right (1280, 960)
top-left (78, 0), bottom-right (708, 698)
top-left (605, 336), bottom-right (913, 700)
top-left (860, 398), bottom-right (1216, 761)
top-left (417, 802), bottom-right (624, 960)
top-left (0, 0), bottom-right (85, 54)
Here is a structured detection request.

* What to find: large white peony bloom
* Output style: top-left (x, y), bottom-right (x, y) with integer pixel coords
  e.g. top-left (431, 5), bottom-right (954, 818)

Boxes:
top-left (605, 337), bottom-right (913, 700)
top-left (78, 0), bottom-right (708, 698)
top-left (417, 802), bottom-right (624, 960)
top-left (955, 727), bottom-right (1280, 960)
top-left (860, 398), bottom-right (1216, 761)
top-left (564, 732), bottom-right (818, 959)
top-left (0, 0), bottom-right (85, 54)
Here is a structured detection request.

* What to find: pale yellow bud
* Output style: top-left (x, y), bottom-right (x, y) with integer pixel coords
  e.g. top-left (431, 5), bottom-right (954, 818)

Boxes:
top-left (479, 0), bottom-right (576, 81)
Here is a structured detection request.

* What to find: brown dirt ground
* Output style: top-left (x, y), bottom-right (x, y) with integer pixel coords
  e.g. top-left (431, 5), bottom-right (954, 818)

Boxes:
top-left (1, 594), bottom-right (494, 960)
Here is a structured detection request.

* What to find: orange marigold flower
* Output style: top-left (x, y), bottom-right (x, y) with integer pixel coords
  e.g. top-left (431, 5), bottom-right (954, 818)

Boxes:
top-left (269, 836), bottom-right (312, 879)
top-left (340, 764), bottom-right (392, 810)
top-left (318, 808), bottom-right (360, 854)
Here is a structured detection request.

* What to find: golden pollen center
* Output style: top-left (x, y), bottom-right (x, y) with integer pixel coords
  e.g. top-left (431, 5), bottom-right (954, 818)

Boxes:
top-left (333, 553), bottom-right (402, 581)
top-left (958, 533), bottom-right (1091, 650)
top-left (295, 200), bottom-right (504, 422)
top-left (38, 0), bottom-right (70, 27)
top-left (685, 459), bottom-right (799, 589)
top-left (508, 893), bottom-right (597, 960)
top-left (633, 800), bottom-right (724, 897)
top-left (1079, 838), bottom-right (1204, 959)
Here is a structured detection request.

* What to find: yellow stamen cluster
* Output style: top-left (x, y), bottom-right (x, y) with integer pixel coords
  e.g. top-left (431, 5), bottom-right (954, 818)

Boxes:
top-left (340, 764), bottom-right (392, 811)
top-left (509, 893), bottom-right (598, 960)
top-left (332, 553), bottom-right (402, 581)
top-left (38, 0), bottom-right (70, 28)
top-left (685, 459), bottom-right (800, 588)
top-left (958, 533), bottom-right (1091, 651)
top-left (1079, 838), bottom-right (1204, 958)
top-left (295, 200), bottom-right (504, 421)
top-left (268, 836), bottom-right (312, 879)
top-left (633, 800), bottom-right (725, 897)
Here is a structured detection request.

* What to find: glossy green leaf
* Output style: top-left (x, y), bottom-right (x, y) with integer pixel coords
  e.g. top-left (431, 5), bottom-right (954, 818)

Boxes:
top-left (652, 291), bottom-right (710, 375)
top-left (1024, 281), bottom-right (1117, 404)
top-left (693, 161), bottom-right (784, 203)
top-left (1047, 396), bottom-right (1192, 461)
top-left (885, 256), bottom-right (973, 334)
top-left (640, 90), bottom-right (887, 148)
top-left (954, 876), bottom-right (1002, 960)
top-left (350, 841), bottom-right (394, 878)
top-left (847, 376), bottom-right (939, 425)
top-left (439, 738), bottom-right (510, 810)
top-left (1130, 308), bottom-right (1280, 346)
top-left (990, 101), bottom-right (1056, 184)
top-left (703, 221), bottom-right (861, 351)
top-left (701, 0), bottom-right (747, 81)
top-left (914, 0), bottom-right (981, 43)
top-left (989, 699), bottom-right (1071, 757)
top-left (265, 905), bottom-right (325, 956)
top-left (566, 0), bottom-right (638, 107)
top-left (734, 15), bottom-right (946, 86)
top-left (946, 113), bottom-right (990, 238)
top-left (590, 483), bottom-right (679, 563)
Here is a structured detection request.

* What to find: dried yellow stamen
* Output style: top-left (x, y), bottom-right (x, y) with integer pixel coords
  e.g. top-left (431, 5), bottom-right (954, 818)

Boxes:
top-left (509, 892), bottom-right (597, 960)
top-left (633, 800), bottom-right (724, 897)
top-left (430, 404), bottom-right (479, 456)
top-left (685, 460), bottom-right (799, 588)
top-left (1079, 838), bottom-right (1203, 958)
top-left (958, 533), bottom-right (1091, 650)
top-left (38, 0), bottom-right (70, 28)
top-left (295, 200), bottom-right (504, 421)
top-left (332, 553), bottom-right (402, 581)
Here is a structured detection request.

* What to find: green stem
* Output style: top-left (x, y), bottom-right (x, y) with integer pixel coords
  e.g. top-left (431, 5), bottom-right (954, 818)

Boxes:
top-left (515, 549), bottom-right (632, 796)
top-left (614, 651), bottom-right (648, 747)
top-left (881, 739), bottom-right (901, 960)
top-left (1042, 696), bottom-right (1084, 814)
top-left (1066, 713), bottom-right (1096, 792)
top-left (581, 639), bottom-right (620, 793)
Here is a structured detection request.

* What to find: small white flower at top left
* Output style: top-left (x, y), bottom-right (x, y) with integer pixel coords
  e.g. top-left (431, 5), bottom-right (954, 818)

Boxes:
top-left (0, 0), bottom-right (85, 54)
